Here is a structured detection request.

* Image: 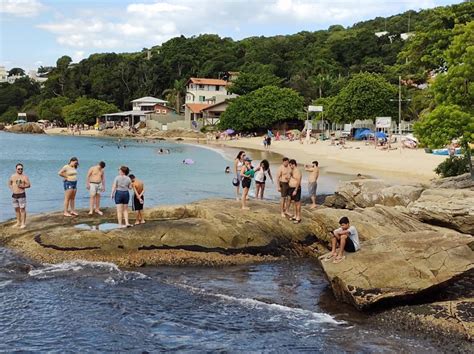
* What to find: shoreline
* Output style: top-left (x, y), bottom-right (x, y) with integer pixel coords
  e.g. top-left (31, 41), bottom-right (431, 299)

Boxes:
top-left (204, 137), bottom-right (446, 185)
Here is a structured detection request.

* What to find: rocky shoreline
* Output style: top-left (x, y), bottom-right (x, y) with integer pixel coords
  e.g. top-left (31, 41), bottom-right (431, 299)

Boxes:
top-left (0, 175), bottom-right (472, 342)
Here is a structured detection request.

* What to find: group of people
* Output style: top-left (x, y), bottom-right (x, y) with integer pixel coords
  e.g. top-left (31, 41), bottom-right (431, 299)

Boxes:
top-left (231, 150), bottom-right (360, 263)
top-left (7, 158), bottom-right (146, 229)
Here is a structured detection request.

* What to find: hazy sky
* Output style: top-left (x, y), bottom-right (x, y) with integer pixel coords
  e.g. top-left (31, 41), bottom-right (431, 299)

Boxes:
top-left (0, 0), bottom-right (462, 71)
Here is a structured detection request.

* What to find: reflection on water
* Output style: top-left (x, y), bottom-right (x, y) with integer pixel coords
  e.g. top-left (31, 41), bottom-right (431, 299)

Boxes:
top-left (75, 223), bottom-right (121, 231)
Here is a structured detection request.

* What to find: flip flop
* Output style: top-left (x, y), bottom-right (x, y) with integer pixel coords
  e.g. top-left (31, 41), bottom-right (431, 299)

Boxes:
top-left (293, 219), bottom-right (302, 224)
top-left (321, 253), bottom-right (335, 262)
top-left (333, 256), bottom-right (346, 264)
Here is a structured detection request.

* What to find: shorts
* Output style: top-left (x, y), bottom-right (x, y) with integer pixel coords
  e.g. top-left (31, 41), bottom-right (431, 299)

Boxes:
top-left (114, 190), bottom-right (130, 205)
top-left (255, 180), bottom-right (265, 186)
top-left (12, 193), bottom-right (26, 209)
top-left (241, 178), bottom-right (251, 189)
top-left (280, 182), bottom-right (289, 198)
top-left (132, 194), bottom-right (144, 211)
top-left (308, 182), bottom-right (318, 197)
top-left (333, 228), bottom-right (356, 253)
top-left (89, 182), bottom-right (102, 196)
top-left (288, 187), bottom-right (302, 202)
top-left (64, 180), bottom-right (77, 190)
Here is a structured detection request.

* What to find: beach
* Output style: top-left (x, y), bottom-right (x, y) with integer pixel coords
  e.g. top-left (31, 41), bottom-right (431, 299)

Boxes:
top-left (210, 137), bottom-right (446, 184)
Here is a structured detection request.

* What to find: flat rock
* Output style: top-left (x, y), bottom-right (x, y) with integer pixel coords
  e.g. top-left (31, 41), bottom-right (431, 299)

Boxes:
top-left (430, 173), bottom-right (474, 190)
top-left (324, 179), bottom-right (423, 209)
top-left (410, 189), bottom-right (474, 234)
top-left (7, 123), bottom-right (44, 134)
top-left (319, 230), bottom-right (474, 310)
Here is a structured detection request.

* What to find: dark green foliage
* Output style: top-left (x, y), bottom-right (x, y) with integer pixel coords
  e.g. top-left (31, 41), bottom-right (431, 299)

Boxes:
top-left (219, 86), bottom-right (304, 131)
top-left (434, 156), bottom-right (470, 177)
top-left (63, 97), bottom-right (118, 125)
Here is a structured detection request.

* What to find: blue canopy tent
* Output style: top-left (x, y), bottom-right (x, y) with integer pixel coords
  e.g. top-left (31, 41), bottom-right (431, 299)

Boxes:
top-left (354, 128), bottom-right (373, 140)
top-left (375, 131), bottom-right (387, 139)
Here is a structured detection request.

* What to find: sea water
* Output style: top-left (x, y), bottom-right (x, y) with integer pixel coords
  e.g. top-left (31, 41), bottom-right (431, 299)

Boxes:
top-left (0, 132), bottom-right (443, 351)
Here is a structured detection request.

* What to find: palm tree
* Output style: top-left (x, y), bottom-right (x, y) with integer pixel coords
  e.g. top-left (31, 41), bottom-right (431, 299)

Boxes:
top-left (162, 79), bottom-right (187, 113)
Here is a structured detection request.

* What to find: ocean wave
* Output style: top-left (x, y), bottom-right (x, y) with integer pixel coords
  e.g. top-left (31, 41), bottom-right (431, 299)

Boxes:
top-left (28, 260), bottom-right (148, 282)
top-left (168, 282), bottom-right (344, 326)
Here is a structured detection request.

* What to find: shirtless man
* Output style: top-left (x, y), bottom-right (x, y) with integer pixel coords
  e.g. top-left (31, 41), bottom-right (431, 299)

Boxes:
top-left (86, 161), bottom-right (106, 215)
top-left (288, 159), bottom-right (302, 223)
top-left (8, 163), bottom-right (31, 228)
top-left (305, 161), bottom-right (320, 208)
top-left (276, 157), bottom-right (291, 217)
top-left (129, 174), bottom-right (145, 224)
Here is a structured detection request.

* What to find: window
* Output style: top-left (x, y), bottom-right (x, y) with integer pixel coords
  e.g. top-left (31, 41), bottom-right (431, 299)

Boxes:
top-left (215, 85), bottom-right (220, 91)
top-left (163, 110), bottom-right (167, 114)
top-left (199, 84), bottom-right (204, 89)
top-left (199, 96), bottom-right (205, 102)
top-left (156, 109), bottom-right (161, 114)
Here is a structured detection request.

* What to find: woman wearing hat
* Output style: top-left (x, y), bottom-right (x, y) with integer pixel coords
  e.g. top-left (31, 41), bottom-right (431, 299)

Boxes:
top-left (240, 157), bottom-right (254, 210)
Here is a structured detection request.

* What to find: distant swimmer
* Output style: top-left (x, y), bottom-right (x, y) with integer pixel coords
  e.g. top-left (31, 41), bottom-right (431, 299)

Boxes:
top-left (225, 166), bottom-right (231, 174)
top-left (8, 163), bottom-right (31, 228)
top-left (183, 159), bottom-right (194, 165)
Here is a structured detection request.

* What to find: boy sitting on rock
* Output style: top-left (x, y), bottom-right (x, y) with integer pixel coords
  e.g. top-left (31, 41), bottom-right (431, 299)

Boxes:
top-left (324, 216), bottom-right (360, 264)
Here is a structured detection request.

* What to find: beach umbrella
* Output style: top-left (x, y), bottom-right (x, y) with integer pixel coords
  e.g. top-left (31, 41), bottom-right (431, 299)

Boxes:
top-left (225, 129), bottom-right (235, 135)
top-left (375, 132), bottom-right (387, 139)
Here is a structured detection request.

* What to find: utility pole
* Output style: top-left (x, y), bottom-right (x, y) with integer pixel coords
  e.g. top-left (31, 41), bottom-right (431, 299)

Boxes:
top-left (390, 76), bottom-right (411, 139)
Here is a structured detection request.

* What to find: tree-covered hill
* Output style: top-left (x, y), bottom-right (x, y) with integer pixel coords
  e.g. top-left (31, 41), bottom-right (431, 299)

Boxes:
top-left (0, 1), bottom-right (472, 123)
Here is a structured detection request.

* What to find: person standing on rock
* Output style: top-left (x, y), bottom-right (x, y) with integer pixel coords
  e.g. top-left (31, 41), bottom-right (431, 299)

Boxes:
top-left (86, 161), bottom-right (106, 215)
top-left (129, 174), bottom-right (145, 225)
top-left (287, 159), bottom-right (302, 224)
top-left (8, 163), bottom-right (31, 228)
top-left (58, 157), bottom-right (79, 217)
top-left (325, 216), bottom-right (360, 264)
top-left (254, 159), bottom-right (273, 200)
top-left (240, 157), bottom-right (254, 210)
top-left (111, 166), bottom-right (132, 227)
top-left (277, 157), bottom-right (291, 218)
top-left (304, 161), bottom-right (319, 209)
top-left (233, 151), bottom-right (246, 200)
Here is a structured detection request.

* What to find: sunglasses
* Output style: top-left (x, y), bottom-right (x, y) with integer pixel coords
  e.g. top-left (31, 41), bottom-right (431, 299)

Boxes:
top-left (17, 168), bottom-right (23, 171)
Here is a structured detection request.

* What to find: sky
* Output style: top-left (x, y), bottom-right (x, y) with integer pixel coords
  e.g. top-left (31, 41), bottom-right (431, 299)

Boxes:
top-left (0, 0), bottom-right (463, 72)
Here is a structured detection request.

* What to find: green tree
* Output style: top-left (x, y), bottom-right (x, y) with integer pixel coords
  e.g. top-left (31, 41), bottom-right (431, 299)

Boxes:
top-left (328, 72), bottom-right (397, 122)
top-left (162, 79), bottom-right (187, 112)
top-left (228, 71), bottom-right (283, 95)
top-left (38, 97), bottom-right (71, 123)
top-left (8, 68), bottom-right (26, 76)
top-left (0, 106), bottom-right (19, 123)
top-left (219, 86), bottom-right (304, 131)
top-left (63, 97), bottom-right (117, 125)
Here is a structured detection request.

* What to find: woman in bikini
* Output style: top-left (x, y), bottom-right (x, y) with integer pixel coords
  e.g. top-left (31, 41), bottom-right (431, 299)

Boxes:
top-left (233, 151), bottom-right (246, 201)
top-left (58, 157), bottom-right (79, 217)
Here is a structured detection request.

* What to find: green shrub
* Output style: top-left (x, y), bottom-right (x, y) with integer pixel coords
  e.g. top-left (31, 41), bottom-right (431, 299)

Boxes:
top-left (434, 156), bottom-right (469, 177)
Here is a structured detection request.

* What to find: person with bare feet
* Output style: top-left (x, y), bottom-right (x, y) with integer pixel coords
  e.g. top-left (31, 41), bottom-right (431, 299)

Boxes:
top-left (240, 157), bottom-right (254, 210)
top-left (233, 151), bottom-right (246, 200)
top-left (254, 159), bottom-right (273, 199)
top-left (277, 157), bottom-right (291, 218)
top-left (111, 166), bottom-right (132, 227)
top-left (129, 174), bottom-right (145, 225)
top-left (304, 161), bottom-right (319, 208)
top-left (8, 163), bottom-right (31, 228)
top-left (287, 159), bottom-right (302, 224)
top-left (86, 161), bottom-right (106, 215)
top-left (58, 157), bottom-right (79, 217)
top-left (323, 216), bottom-right (360, 264)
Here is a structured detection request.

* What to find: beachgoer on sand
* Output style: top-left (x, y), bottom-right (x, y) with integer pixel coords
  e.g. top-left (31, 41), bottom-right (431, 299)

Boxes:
top-left (8, 163), bottom-right (31, 228)
top-left (254, 159), bottom-right (273, 200)
top-left (111, 166), bottom-right (132, 227)
top-left (58, 157), bottom-right (79, 217)
top-left (304, 161), bottom-right (319, 209)
top-left (240, 157), bottom-right (254, 210)
top-left (277, 157), bottom-right (291, 218)
top-left (323, 216), bottom-right (360, 264)
top-left (287, 159), bottom-right (302, 224)
top-left (86, 161), bottom-right (106, 215)
top-left (129, 174), bottom-right (145, 225)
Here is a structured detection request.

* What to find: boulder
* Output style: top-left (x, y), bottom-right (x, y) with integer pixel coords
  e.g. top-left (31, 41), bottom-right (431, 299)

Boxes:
top-left (410, 189), bottom-right (474, 234)
top-left (7, 122), bottom-right (45, 134)
top-left (430, 173), bottom-right (474, 191)
top-left (324, 179), bottom-right (423, 209)
top-left (100, 128), bottom-right (135, 137)
top-left (319, 230), bottom-right (473, 310)
top-left (0, 123), bottom-right (5, 131)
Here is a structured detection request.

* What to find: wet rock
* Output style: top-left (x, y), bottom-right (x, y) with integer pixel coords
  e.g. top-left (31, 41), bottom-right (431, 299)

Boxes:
top-left (7, 123), bottom-right (45, 134)
top-left (409, 189), bottom-right (474, 234)
top-left (319, 230), bottom-right (474, 310)
top-left (323, 179), bottom-right (423, 209)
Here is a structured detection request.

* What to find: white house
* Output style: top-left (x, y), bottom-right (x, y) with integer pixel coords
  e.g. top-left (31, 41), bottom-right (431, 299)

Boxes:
top-left (131, 96), bottom-right (168, 111)
top-left (0, 66), bottom-right (7, 83)
top-left (184, 77), bottom-right (238, 123)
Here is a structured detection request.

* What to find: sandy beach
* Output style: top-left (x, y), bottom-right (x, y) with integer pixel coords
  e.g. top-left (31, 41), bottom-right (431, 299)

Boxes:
top-left (209, 137), bottom-right (446, 184)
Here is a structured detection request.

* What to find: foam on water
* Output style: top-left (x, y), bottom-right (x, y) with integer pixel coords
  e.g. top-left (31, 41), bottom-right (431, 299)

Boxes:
top-left (169, 282), bottom-right (345, 326)
top-left (28, 260), bottom-right (148, 282)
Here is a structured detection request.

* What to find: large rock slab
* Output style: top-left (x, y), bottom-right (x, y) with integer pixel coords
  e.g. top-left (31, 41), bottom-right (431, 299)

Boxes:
top-left (319, 230), bottom-right (474, 310)
top-left (430, 173), bottom-right (474, 191)
top-left (324, 179), bottom-right (423, 209)
top-left (410, 189), bottom-right (474, 234)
